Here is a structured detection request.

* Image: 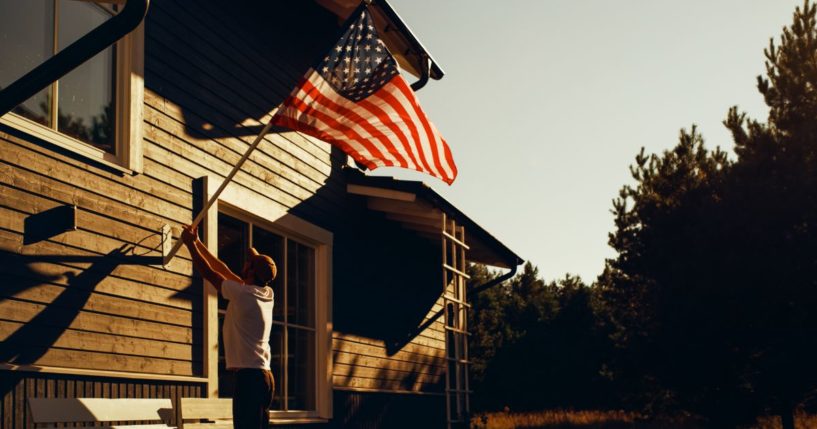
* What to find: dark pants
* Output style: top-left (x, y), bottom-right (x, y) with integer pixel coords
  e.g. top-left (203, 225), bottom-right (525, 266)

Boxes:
top-left (233, 368), bottom-right (275, 429)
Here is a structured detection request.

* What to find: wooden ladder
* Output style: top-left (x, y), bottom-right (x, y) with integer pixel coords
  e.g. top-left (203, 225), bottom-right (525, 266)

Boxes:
top-left (442, 213), bottom-right (471, 429)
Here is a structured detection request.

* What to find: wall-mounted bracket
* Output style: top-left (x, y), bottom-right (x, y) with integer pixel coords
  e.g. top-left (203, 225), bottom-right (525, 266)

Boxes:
top-left (161, 224), bottom-right (172, 269)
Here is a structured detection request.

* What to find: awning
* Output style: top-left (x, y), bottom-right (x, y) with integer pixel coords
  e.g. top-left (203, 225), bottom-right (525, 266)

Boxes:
top-left (346, 170), bottom-right (524, 269)
top-left (315, 0), bottom-right (444, 82)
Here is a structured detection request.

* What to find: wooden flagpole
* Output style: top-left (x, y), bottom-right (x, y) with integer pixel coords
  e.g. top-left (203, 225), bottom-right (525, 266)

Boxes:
top-left (163, 110), bottom-right (278, 265)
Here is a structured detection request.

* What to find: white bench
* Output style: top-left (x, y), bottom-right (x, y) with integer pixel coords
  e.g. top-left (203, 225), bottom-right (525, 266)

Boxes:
top-left (28, 398), bottom-right (175, 429)
top-left (179, 398), bottom-right (232, 429)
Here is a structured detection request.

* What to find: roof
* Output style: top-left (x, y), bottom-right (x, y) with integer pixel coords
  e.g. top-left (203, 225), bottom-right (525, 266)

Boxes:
top-left (314, 0), bottom-right (444, 81)
top-left (345, 170), bottom-right (524, 269)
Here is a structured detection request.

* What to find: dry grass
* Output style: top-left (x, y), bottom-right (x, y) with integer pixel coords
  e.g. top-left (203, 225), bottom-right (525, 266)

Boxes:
top-left (471, 410), bottom-right (663, 429)
top-left (755, 413), bottom-right (817, 429)
top-left (471, 410), bottom-right (817, 429)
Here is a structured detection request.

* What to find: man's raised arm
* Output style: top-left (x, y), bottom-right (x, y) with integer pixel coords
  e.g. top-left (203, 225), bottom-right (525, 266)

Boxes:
top-left (181, 224), bottom-right (229, 292)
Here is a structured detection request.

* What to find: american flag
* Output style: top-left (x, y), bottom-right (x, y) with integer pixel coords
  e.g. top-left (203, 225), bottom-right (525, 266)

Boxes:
top-left (271, 8), bottom-right (457, 185)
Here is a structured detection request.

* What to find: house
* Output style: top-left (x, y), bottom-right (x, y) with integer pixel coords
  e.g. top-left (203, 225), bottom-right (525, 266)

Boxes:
top-left (0, 1), bottom-right (522, 428)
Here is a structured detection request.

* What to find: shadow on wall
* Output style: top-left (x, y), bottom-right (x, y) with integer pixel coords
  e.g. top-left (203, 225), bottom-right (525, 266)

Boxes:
top-left (0, 244), bottom-right (163, 367)
top-left (333, 216), bottom-right (444, 356)
top-left (144, 0), bottom-right (340, 141)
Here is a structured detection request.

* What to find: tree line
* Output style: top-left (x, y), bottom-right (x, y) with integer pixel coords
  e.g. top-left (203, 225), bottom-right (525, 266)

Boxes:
top-left (468, 2), bottom-right (817, 428)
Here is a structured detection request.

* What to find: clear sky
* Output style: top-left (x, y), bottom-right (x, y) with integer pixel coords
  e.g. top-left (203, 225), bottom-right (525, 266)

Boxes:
top-left (376, 0), bottom-right (803, 282)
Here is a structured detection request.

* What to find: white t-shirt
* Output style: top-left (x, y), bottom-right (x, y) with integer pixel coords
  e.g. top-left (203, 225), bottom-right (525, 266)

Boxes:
top-left (221, 279), bottom-right (274, 370)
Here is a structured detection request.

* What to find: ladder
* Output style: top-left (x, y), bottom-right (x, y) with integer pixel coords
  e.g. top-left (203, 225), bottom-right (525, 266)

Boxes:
top-left (442, 213), bottom-right (471, 429)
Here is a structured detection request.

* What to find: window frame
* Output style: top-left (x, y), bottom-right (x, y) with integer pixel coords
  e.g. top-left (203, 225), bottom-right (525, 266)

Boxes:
top-left (200, 177), bottom-right (333, 422)
top-left (0, 1), bottom-right (144, 174)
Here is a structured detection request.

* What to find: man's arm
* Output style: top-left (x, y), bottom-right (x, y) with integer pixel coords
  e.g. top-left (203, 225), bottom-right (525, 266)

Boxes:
top-left (181, 224), bottom-right (228, 292)
top-left (193, 239), bottom-right (242, 283)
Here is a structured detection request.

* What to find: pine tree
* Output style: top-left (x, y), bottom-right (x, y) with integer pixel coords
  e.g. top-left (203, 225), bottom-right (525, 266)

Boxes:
top-left (722, 2), bottom-right (817, 427)
top-left (600, 2), bottom-right (817, 427)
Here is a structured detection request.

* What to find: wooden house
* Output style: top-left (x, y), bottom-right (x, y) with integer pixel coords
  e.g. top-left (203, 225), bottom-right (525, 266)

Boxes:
top-left (0, 1), bottom-right (522, 428)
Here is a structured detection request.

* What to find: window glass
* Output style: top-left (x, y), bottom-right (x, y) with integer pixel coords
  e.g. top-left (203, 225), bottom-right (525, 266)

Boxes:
top-left (0, 0), bottom-right (116, 153)
top-left (57, 0), bottom-right (115, 152)
top-left (0, 0), bottom-right (53, 126)
top-left (218, 213), bottom-right (248, 279)
top-left (269, 324), bottom-right (285, 411)
top-left (288, 240), bottom-right (315, 328)
top-left (287, 328), bottom-right (315, 410)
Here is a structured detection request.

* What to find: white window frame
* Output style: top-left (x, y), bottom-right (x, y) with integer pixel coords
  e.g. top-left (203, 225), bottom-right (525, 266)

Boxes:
top-left (0, 1), bottom-right (144, 174)
top-left (200, 177), bottom-right (333, 422)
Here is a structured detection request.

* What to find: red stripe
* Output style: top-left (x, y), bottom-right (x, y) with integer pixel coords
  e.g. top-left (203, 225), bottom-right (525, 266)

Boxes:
top-left (281, 80), bottom-right (392, 166)
top-left (273, 72), bottom-right (457, 184)
top-left (271, 112), bottom-right (378, 171)
top-left (372, 81), bottom-right (436, 175)
top-left (440, 135), bottom-right (457, 184)
top-left (391, 76), bottom-right (450, 183)
top-left (356, 97), bottom-right (422, 170)
top-left (300, 79), bottom-right (409, 169)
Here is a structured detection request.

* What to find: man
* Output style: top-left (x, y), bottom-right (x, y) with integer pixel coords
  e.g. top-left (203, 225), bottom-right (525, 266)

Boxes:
top-left (180, 224), bottom-right (276, 429)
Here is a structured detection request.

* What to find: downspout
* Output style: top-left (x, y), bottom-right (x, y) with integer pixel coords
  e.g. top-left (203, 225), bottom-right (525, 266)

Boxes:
top-left (410, 54), bottom-right (430, 91)
top-left (0, 0), bottom-right (150, 116)
top-left (388, 261), bottom-right (520, 353)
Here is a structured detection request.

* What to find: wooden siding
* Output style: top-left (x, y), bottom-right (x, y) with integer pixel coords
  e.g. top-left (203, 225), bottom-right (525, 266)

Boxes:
top-left (332, 298), bottom-right (447, 393)
top-left (0, 127), bottom-right (200, 376)
top-left (0, 0), bottom-right (449, 423)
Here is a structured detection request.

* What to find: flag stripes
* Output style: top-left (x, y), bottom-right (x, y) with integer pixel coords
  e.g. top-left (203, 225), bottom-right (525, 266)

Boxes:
top-left (273, 71), bottom-right (456, 184)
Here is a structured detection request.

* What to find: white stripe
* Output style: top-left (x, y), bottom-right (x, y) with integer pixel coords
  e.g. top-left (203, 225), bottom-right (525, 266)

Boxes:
top-left (278, 89), bottom-right (383, 167)
top-left (379, 80), bottom-right (450, 180)
top-left (299, 74), bottom-right (409, 169)
top-left (394, 80), bottom-right (455, 181)
top-left (362, 91), bottom-right (427, 172)
top-left (303, 74), bottom-right (421, 171)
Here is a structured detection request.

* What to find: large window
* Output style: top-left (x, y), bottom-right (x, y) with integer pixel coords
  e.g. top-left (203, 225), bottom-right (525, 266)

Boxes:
top-left (0, 0), bottom-right (143, 171)
top-left (217, 211), bottom-right (318, 412)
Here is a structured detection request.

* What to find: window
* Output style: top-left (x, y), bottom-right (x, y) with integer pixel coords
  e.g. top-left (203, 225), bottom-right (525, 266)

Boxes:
top-left (216, 209), bottom-right (327, 418)
top-left (0, 0), bottom-right (144, 172)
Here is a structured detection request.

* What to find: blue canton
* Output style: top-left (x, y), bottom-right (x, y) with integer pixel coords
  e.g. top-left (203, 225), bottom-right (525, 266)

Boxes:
top-left (317, 10), bottom-right (399, 102)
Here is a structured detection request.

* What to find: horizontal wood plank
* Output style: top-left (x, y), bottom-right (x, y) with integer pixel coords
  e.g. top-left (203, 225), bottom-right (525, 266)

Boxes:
top-left (0, 321), bottom-right (196, 362)
top-left (0, 298), bottom-right (195, 344)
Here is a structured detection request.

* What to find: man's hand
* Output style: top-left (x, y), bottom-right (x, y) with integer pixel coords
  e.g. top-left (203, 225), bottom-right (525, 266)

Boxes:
top-left (181, 224), bottom-right (198, 246)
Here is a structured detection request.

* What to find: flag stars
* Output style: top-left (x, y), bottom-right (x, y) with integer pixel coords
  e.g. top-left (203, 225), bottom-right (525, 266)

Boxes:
top-left (316, 10), bottom-right (401, 101)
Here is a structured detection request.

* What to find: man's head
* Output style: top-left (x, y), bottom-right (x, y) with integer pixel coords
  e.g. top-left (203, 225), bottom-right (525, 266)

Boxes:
top-left (241, 248), bottom-right (277, 286)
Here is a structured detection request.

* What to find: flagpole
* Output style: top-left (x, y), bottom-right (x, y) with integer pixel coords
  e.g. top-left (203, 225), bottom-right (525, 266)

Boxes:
top-left (164, 110), bottom-right (279, 265)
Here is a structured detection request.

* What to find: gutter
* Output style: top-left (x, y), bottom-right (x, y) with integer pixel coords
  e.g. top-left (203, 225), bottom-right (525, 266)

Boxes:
top-left (468, 263), bottom-right (519, 299)
top-left (0, 0), bottom-right (150, 116)
top-left (371, 0), bottom-right (444, 90)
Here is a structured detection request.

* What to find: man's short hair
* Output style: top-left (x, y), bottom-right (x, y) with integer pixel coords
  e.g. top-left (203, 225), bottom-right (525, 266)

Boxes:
top-left (252, 254), bottom-right (277, 286)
